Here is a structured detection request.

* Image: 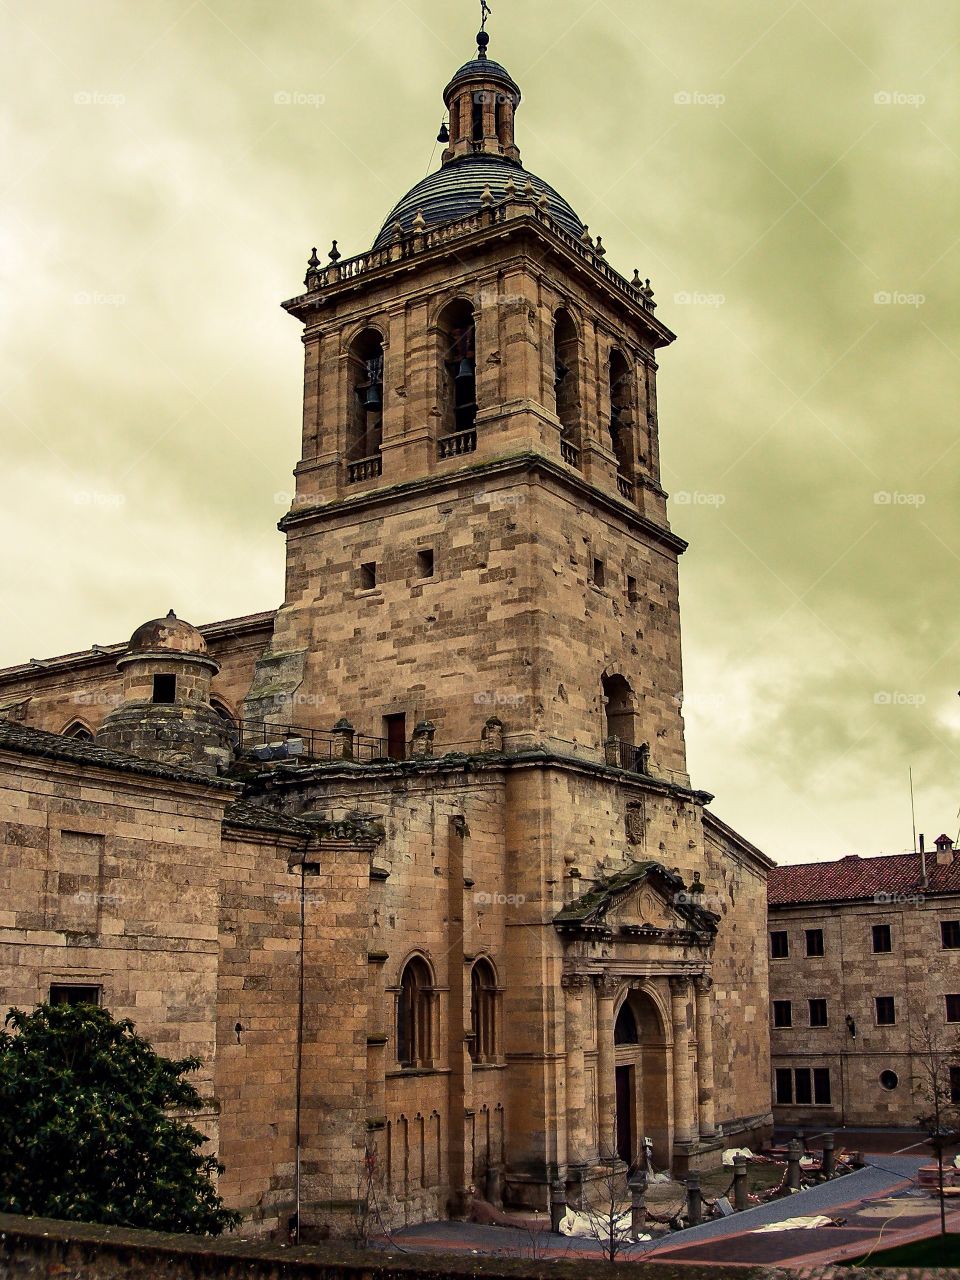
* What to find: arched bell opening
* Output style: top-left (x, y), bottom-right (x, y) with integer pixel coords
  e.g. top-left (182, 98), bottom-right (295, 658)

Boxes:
top-left (346, 328), bottom-right (385, 477)
top-left (554, 307), bottom-right (582, 463)
top-left (609, 349), bottom-right (636, 483)
top-left (613, 989), bottom-right (670, 1172)
top-left (437, 299), bottom-right (478, 455)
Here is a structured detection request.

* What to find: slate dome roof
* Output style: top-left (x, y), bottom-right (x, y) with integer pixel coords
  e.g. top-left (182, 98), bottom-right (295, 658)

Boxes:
top-left (372, 155), bottom-right (585, 249)
top-left (128, 610), bottom-right (208, 656)
top-left (443, 57), bottom-right (520, 99)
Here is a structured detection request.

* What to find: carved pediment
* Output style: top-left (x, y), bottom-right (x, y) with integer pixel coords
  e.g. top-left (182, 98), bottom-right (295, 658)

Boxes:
top-left (554, 860), bottom-right (718, 945)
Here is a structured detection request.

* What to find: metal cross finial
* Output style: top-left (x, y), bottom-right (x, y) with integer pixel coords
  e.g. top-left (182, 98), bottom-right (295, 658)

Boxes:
top-left (480, 0), bottom-right (492, 31)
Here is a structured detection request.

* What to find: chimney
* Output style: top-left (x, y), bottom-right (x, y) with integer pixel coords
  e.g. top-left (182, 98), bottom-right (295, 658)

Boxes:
top-left (935, 834), bottom-right (955, 867)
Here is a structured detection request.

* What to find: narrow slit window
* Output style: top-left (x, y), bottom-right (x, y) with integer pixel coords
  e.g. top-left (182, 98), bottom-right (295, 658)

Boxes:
top-left (360, 562), bottom-right (377, 591)
top-left (416, 549), bottom-right (435, 579)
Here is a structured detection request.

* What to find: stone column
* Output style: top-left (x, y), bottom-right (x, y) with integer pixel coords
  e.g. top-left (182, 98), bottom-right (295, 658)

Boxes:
top-left (562, 974), bottom-right (590, 1169)
top-left (669, 976), bottom-right (696, 1146)
top-left (594, 974), bottom-right (619, 1161)
top-left (694, 975), bottom-right (716, 1139)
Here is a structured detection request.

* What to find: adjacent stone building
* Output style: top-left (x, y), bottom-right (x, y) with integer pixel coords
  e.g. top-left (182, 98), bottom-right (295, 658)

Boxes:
top-left (768, 840), bottom-right (960, 1130)
top-left (0, 25), bottom-right (773, 1235)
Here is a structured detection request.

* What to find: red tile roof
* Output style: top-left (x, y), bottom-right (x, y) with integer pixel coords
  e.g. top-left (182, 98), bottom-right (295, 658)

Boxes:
top-left (768, 849), bottom-right (960, 906)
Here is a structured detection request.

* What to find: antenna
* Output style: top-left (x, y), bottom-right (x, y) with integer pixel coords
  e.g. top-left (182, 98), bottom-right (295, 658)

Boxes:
top-left (909, 767), bottom-right (917, 854)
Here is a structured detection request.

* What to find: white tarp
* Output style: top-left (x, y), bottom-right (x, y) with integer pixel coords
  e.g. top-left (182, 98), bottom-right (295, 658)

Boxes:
top-left (558, 1208), bottom-right (650, 1242)
top-left (753, 1215), bottom-right (834, 1233)
top-left (722, 1147), bottom-right (754, 1166)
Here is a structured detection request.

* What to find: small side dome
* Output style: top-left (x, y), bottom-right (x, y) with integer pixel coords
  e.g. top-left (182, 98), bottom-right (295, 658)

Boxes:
top-left (127, 609), bottom-right (208, 657)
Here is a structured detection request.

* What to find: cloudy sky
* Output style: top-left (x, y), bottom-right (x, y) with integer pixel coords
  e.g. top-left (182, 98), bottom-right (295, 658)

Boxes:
top-left (2, 0), bottom-right (958, 864)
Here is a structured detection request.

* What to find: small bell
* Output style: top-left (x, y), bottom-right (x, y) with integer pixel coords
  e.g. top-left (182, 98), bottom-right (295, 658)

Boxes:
top-left (455, 357), bottom-right (476, 383)
top-left (437, 121), bottom-right (450, 144)
top-left (363, 382), bottom-right (383, 411)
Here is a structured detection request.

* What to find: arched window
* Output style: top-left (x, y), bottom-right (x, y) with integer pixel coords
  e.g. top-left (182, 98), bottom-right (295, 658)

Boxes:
top-left (62, 721), bottom-right (94, 742)
top-left (438, 300), bottom-right (478, 456)
top-left (609, 350), bottom-right (634, 480)
top-left (397, 956), bottom-right (434, 1068)
top-left (602, 673), bottom-right (648, 773)
top-left (554, 308), bottom-right (581, 464)
top-left (470, 958), bottom-right (499, 1063)
top-left (614, 1001), bottom-right (639, 1045)
top-left (346, 329), bottom-right (385, 482)
top-left (210, 699), bottom-right (236, 727)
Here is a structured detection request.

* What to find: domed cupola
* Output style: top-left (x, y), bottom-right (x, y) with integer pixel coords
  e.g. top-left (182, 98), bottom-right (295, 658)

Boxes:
top-left (441, 29), bottom-right (522, 166)
top-left (95, 610), bottom-right (235, 774)
top-left (372, 27), bottom-right (586, 250)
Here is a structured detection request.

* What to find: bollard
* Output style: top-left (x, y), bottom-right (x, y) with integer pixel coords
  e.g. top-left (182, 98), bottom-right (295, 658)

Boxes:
top-left (733, 1155), bottom-right (749, 1211)
top-left (686, 1171), bottom-right (702, 1226)
top-left (821, 1132), bottom-right (835, 1178)
top-left (787, 1138), bottom-right (803, 1191)
top-left (629, 1172), bottom-right (648, 1238)
top-left (549, 1178), bottom-right (567, 1234)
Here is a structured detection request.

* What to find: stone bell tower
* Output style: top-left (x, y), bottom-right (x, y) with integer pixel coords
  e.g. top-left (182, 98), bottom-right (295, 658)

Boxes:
top-left (248, 28), bottom-right (689, 786)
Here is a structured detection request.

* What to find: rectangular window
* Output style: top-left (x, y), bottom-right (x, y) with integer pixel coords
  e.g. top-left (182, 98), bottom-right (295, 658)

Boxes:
top-left (951, 1066), bottom-right (960, 1105)
top-left (592, 558), bottom-right (605, 588)
top-left (359, 562), bottom-right (377, 590)
top-left (805, 928), bottom-right (824, 957)
top-left (946, 994), bottom-right (960, 1024)
top-left (941, 921), bottom-right (960, 949)
top-left (383, 713), bottom-right (407, 761)
top-left (626, 575), bottom-right (639, 603)
top-left (813, 1068), bottom-right (832, 1105)
top-left (875, 995), bottom-right (896, 1026)
top-left (774, 1068), bottom-right (793, 1104)
top-left (809, 998), bottom-right (828, 1027)
top-left (794, 1068), bottom-right (813, 1105)
top-left (770, 930), bottom-right (789, 959)
top-left (773, 1000), bottom-right (792, 1028)
top-left (872, 923), bottom-right (892, 953)
top-left (152, 674), bottom-right (176, 704)
top-left (49, 984), bottom-right (101, 1007)
top-left (416, 549), bottom-right (435, 579)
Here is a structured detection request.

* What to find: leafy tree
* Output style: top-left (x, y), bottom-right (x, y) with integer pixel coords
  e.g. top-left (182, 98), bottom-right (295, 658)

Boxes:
top-left (0, 1002), bottom-right (240, 1236)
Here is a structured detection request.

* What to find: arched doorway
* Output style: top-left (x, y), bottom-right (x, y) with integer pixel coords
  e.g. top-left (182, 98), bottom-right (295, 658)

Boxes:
top-left (613, 989), bottom-right (670, 1171)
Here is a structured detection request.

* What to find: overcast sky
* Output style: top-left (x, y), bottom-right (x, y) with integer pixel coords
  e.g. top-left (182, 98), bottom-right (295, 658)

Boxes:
top-left (2, 0), bottom-right (958, 865)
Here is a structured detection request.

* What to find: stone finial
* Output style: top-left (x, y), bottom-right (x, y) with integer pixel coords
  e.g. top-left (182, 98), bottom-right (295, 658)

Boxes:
top-left (480, 716), bottom-right (504, 753)
top-left (305, 246), bottom-right (321, 289)
top-left (504, 176), bottom-right (517, 200)
top-left (580, 225), bottom-right (593, 247)
top-left (632, 269), bottom-right (643, 288)
top-left (331, 717), bottom-right (355, 760)
top-left (412, 208), bottom-right (427, 233)
top-left (480, 184), bottom-right (494, 208)
top-left (411, 720), bottom-right (436, 757)
top-left (392, 220), bottom-right (404, 241)
top-left (594, 235), bottom-right (606, 257)
top-left (328, 240), bottom-right (341, 263)
top-left (641, 277), bottom-right (656, 308)
top-left (524, 179), bottom-right (536, 202)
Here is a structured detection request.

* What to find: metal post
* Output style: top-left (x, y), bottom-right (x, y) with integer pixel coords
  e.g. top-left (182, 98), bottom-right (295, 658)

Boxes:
top-left (733, 1155), bottom-right (748, 1211)
top-left (787, 1138), bottom-right (803, 1191)
top-left (686, 1171), bottom-right (702, 1226)
top-left (821, 1132), bottom-right (835, 1178)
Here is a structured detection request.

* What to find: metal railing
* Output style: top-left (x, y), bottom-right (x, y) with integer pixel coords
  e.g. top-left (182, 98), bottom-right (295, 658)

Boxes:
top-left (237, 722), bottom-right (388, 764)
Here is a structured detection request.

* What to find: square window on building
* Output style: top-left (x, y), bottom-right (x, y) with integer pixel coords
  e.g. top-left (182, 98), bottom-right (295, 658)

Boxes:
top-left (809, 998), bottom-right (828, 1027)
top-left (416, 549), bottom-right (435, 579)
top-left (941, 920), bottom-right (960, 949)
top-left (951, 1066), bottom-right (960, 1104)
top-left (805, 928), bottom-right (824, 957)
top-left (773, 1000), bottom-right (792, 1028)
top-left (770, 930), bottom-right (789, 959)
top-left (813, 1067), bottom-right (832, 1105)
top-left (359, 562), bottom-right (377, 590)
top-left (872, 923), bottom-right (892, 953)
top-left (152, 674), bottom-right (176, 704)
top-left (946, 994), bottom-right (960, 1023)
top-left (794, 1068), bottom-right (813, 1105)
top-left (875, 995), bottom-right (896, 1026)
top-left (592, 558), bottom-right (605, 588)
top-left (774, 1068), bottom-right (793, 1104)
top-left (49, 984), bottom-right (101, 1006)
